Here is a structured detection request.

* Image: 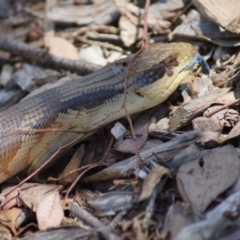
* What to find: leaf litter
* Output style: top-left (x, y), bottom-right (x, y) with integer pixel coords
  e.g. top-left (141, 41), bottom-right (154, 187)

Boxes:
top-left (0, 0), bottom-right (240, 239)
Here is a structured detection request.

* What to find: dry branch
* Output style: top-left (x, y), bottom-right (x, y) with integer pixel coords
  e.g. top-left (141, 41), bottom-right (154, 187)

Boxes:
top-left (0, 36), bottom-right (100, 75)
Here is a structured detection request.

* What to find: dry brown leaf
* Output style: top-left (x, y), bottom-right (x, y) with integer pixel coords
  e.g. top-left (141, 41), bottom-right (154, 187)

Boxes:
top-left (115, 0), bottom-right (143, 46)
top-left (193, 0), bottom-right (240, 33)
top-left (192, 117), bottom-right (222, 132)
top-left (60, 144), bottom-right (85, 184)
top-left (116, 112), bottom-right (151, 153)
top-left (82, 150), bottom-right (95, 165)
top-left (162, 202), bottom-right (193, 239)
top-left (171, 9), bottom-right (240, 47)
top-left (177, 145), bottom-right (240, 213)
top-left (0, 208), bottom-right (24, 235)
top-left (204, 108), bottom-right (240, 128)
top-left (200, 107), bottom-right (240, 144)
top-left (116, 0), bottom-right (170, 47)
top-left (138, 166), bottom-right (171, 202)
top-left (118, 15), bottom-right (143, 47)
top-left (20, 183), bottom-right (60, 212)
top-left (44, 35), bottom-right (79, 60)
top-left (0, 187), bottom-right (21, 210)
top-left (169, 88), bottom-right (232, 130)
top-left (133, 218), bottom-right (146, 240)
top-left (0, 224), bottom-right (11, 237)
top-left (192, 117), bottom-right (221, 146)
top-left (47, 0), bottom-right (118, 25)
top-left (36, 190), bottom-right (63, 230)
top-left (148, 118), bottom-right (169, 132)
top-left (108, 148), bottom-right (133, 162)
top-left (85, 131), bottom-right (200, 182)
top-left (187, 77), bottom-right (213, 99)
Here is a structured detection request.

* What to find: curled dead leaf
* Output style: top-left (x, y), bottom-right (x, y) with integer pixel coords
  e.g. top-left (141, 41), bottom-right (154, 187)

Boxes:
top-left (139, 166), bottom-right (171, 202)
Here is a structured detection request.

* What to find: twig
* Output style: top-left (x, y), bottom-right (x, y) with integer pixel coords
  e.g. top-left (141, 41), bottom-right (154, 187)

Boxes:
top-left (171, 2), bottom-right (193, 23)
top-left (142, 0), bottom-right (150, 47)
top-left (75, 36), bottom-right (126, 53)
top-left (204, 99), bottom-right (240, 118)
top-left (70, 202), bottom-right (120, 240)
top-left (72, 25), bottom-right (119, 36)
top-left (0, 35), bottom-right (100, 75)
top-left (121, 0), bottom-right (151, 170)
top-left (190, 25), bottom-right (212, 42)
top-left (63, 163), bottom-right (102, 206)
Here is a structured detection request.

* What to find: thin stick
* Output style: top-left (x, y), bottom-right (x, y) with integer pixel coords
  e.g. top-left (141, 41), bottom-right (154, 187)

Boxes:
top-left (0, 35), bottom-right (100, 75)
top-left (121, 0), bottom-right (151, 169)
top-left (204, 99), bottom-right (240, 118)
